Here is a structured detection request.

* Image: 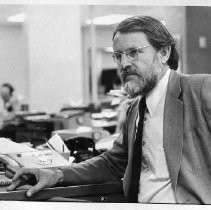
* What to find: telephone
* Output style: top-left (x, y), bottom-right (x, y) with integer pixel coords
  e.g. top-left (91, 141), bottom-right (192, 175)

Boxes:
top-left (0, 150), bottom-right (70, 179)
top-left (65, 137), bottom-right (101, 163)
top-left (0, 154), bottom-right (38, 186)
top-left (0, 154), bottom-right (21, 185)
top-left (0, 172), bottom-right (12, 186)
top-left (0, 154), bottom-right (21, 172)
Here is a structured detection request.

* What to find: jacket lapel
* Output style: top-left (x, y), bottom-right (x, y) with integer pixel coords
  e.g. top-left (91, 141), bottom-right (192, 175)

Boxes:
top-left (163, 71), bottom-right (183, 189)
top-left (127, 98), bottom-right (139, 158)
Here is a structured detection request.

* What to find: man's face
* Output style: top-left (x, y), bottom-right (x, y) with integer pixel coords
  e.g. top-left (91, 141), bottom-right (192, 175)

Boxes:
top-left (0, 86), bottom-right (11, 102)
top-left (113, 32), bottom-right (166, 97)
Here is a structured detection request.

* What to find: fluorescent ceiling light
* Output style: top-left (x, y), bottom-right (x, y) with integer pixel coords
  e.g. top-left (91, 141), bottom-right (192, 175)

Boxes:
top-left (104, 47), bottom-right (113, 53)
top-left (86, 14), bottom-right (133, 25)
top-left (7, 13), bottom-right (25, 23)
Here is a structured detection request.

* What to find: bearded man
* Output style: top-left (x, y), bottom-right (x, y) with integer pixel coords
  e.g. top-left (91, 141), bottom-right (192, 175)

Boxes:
top-left (8, 16), bottom-right (211, 204)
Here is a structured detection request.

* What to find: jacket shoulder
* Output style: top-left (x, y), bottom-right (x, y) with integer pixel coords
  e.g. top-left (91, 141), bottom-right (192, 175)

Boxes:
top-left (180, 73), bottom-right (211, 89)
top-left (180, 73), bottom-right (211, 82)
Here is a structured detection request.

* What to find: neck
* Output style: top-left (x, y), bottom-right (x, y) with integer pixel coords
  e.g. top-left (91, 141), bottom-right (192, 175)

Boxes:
top-left (157, 64), bottom-right (169, 82)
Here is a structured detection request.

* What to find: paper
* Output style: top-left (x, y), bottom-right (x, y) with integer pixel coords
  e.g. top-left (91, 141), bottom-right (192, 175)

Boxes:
top-left (0, 138), bottom-right (36, 154)
top-left (107, 88), bottom-right (127, 97)
top-left (76, 126), bottom-right (92, 133)
top-left (8, 150), bottom-right (71, 169)
top-left (95, 134), bottom-right (116, 150)
top-left (91, 111), bottom-right (117, 119)
top-left (47, 134), bottom-right (69, 153)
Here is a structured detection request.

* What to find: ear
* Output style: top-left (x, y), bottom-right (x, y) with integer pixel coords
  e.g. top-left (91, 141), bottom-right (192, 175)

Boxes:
top-left (159, 46), bottom-right (171, 65)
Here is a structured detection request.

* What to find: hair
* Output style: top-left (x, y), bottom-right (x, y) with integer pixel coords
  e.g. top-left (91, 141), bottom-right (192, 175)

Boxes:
top-left (112, 16), bottom-right (179, 70)
top-left (1, 83), bottom-right (14, 95)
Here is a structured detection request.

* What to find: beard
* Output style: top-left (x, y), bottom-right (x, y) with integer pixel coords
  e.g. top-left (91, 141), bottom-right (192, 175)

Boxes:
top-left (119, 55), bottom-right (165, 98)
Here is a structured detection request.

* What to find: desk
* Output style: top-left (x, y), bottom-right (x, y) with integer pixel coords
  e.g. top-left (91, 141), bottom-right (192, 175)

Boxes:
top-left (11, 113), bottom-right (85, 145)
top-left (0, 181), bottom-right (124, 202)
top-left (18, 112), bottom-right (92, 145)
top-left (91, 120), bottom-right (117, 134)
top-left (0, 115), bottom-right (64, 144)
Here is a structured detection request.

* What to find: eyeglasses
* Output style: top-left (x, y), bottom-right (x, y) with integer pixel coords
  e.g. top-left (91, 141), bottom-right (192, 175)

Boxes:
top-left (112, 45), bottom-right (151, 64)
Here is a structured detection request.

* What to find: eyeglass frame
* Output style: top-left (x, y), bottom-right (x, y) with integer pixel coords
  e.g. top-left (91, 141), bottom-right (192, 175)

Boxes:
top-left (112, 45), bottom-right (152, 64)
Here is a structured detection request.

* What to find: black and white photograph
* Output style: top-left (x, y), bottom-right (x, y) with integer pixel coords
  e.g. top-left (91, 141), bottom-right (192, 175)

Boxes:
top-left (0, 0), bottom-right (210, 210)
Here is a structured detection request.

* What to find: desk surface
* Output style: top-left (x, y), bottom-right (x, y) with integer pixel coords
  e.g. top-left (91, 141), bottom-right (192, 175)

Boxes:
top-left (23, 110), bottom-right (85, 122)
top-left (0, 181), bottom-right (124, 202)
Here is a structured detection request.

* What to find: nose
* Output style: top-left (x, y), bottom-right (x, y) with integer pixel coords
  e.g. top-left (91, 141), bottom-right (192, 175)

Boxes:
top-left (119, 53), bottom-right (131, 69)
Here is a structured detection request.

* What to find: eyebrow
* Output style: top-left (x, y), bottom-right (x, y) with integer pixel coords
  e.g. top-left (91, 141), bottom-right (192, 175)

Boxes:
top-left (114, 47), bottom-right (137, 53)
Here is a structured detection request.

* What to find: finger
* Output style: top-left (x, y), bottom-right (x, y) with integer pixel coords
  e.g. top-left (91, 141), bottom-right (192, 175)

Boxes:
top-left (16, 184), bottom-right (33, 190)
top-left (7, 179), bottom-right (22, 191)
top-left (5, 170), bottom-right (14, 179)
top-left (26, 180), bottom-right (47, 197)
top-left (13, 168), bottom-right (37, 182)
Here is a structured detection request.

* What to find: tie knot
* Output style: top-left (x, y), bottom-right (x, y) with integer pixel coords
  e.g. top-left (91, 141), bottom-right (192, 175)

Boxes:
top-left (139, 96), bottom-right (146, 112)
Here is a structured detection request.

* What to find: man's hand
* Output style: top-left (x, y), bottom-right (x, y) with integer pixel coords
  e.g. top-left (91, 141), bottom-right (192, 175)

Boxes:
top-left (7, 167), bottom-right (63, 197)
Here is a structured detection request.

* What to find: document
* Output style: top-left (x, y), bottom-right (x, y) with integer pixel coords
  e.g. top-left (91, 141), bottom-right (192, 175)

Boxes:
top-left (47, 134), bottom-right (69, 153)
top-left (0, 138), bottom-right (36, 154)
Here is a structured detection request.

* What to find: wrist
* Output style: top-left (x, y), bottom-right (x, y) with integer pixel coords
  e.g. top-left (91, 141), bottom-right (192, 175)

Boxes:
top-left (55, 168), bottom-right (64, 184)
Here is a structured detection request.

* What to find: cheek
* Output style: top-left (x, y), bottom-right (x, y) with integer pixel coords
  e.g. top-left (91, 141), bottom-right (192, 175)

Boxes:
top-left (153, 52), bottom-right (162, 62)
top-left (133, 61), bottom-right (151, 75)
top-left (134, 53), bottom-right (160, 74)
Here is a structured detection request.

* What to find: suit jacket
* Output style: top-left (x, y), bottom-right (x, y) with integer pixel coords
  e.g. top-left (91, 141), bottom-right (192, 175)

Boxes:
top-left (60, 70), bottom-right (211, 204)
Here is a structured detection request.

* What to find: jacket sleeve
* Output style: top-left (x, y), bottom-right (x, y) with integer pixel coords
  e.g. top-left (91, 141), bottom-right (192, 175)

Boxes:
top-left (58, 106), bottom-right (132, 186)
top-left (201, 75), bottom-right (211, 132)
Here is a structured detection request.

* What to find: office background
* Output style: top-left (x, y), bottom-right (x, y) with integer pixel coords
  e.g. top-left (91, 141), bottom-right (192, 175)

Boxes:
top-left (0, 4), bottom-right (210, 114)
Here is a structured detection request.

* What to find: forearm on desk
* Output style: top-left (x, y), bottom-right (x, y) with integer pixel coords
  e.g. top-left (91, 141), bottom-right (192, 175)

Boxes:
top-left (57, 130), bottom-right (128, 186)
top-left (58, 158), bottom-right (119, 186)
top-left (58, 153), bottom-right (125, 186)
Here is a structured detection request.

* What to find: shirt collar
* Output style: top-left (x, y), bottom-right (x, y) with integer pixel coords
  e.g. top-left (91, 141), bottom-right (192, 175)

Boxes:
top-left (145, 69), bottom-right (171, 117)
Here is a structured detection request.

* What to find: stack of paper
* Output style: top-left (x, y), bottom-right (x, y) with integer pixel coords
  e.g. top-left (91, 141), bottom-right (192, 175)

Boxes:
top-left (0, 138), bottom-right (36, 154)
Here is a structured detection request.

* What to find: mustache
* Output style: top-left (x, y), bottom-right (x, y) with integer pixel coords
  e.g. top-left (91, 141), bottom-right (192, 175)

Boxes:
top-left (119, 67), bottom-right (139, 79)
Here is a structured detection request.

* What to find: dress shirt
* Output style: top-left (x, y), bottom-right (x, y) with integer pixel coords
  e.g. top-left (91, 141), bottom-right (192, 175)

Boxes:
top-left (137, 69), bottom-right (177, 203)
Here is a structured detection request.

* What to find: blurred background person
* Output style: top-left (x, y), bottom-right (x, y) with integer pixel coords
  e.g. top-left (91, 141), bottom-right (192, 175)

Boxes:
top-left (0, 83), bottom-right (21, 123)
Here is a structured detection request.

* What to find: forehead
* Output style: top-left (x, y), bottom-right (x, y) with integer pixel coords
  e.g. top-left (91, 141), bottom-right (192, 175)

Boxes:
top-left (113, 31), bottom-right (150, 51)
